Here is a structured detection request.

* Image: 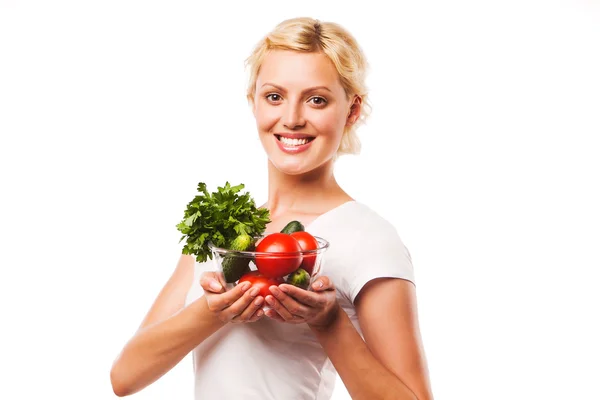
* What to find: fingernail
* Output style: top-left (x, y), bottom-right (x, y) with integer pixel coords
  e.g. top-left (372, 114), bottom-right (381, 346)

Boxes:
top-left (270, 286), bottom-right (281, 296)
top-left (256, 309), bottom-right (264, 317)
top-left (313, 281), bottom-right (323, 289)
top-left (266, 296), bottom-right (274, 305)
top-left (210, 281), bottom-right (222, 291)
top-left (279, 285), bottom-right (288, 293)
top-left (240, 282), bottom-right (251, 291)
top-left (250, 287), bottom-right (259, 297)
top-left (254, 297), bottom-right (263, 306)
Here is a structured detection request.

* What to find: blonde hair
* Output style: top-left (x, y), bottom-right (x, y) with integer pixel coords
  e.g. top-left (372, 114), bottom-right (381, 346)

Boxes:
top-left (245, 17), bottom-right (371, 158)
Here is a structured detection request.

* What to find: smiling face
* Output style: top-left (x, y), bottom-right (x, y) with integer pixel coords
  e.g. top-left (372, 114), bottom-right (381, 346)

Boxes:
top-left (253, 50), bottom-right (356, 175)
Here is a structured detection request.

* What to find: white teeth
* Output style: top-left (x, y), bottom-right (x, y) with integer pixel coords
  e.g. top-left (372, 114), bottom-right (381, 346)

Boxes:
top-left (279, 136), bottom-right (310, 146)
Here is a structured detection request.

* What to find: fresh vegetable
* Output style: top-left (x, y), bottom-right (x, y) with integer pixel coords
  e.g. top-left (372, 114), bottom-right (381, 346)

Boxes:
top-left (280, 220), bottom-right (305, 234)
top-left (286, 268), bottom-right (310, 290)
top-left (255, 232), bottom-right (303, 278)
top-left (176, 182), bottom-right (270, 263)
top-left (238, 271), bottom-right (283, 298)
top-left (221, 233), bottom-right (255, 283)
top-left (290, 231), bottom-right (319, 275)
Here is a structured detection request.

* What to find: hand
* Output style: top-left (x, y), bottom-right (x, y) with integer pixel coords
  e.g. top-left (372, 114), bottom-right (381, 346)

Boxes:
top-left (264, 276), bottom-right (340, 329)
top-left (200, 271), bottom-right (265, 324)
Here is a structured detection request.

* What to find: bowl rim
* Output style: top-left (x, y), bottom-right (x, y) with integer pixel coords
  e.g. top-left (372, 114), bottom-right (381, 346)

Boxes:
top-left (208, 235), bottom-right (330, 257)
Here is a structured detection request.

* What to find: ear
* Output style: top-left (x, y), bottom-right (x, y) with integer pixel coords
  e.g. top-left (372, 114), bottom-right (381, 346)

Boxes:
top-left (346, 95), bottom-right (362, 127)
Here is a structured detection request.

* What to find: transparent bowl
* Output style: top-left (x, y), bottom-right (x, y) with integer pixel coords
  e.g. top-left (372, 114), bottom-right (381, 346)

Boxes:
top-left (208, 234), bottom-right (330, 293)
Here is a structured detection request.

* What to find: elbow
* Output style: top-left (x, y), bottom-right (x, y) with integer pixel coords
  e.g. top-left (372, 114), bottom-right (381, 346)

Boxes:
top-left (110, 362), bottom-right (133, 397)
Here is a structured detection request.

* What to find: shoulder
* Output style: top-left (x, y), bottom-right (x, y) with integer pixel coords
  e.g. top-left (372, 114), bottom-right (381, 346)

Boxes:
top-left (326, 201), bottom-right (398, 232)
top-left (356, 203), bottom-right (400, 234)
top-left (357, 203), bottom-right (411, 262)
top-left (319, 201), bottom-right (409, 255)
top-left (349, 202), bottom-right (408, 251)
top-left (322, 201), bottom-right (415, 302)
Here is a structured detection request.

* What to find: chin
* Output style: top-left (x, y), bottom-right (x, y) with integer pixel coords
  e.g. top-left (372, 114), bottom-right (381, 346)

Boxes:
top-left (271, 157), bottom-right (313, 175)
top-left (270, 153), bottom-right (336, 177)
top-left (261, 138), bottom-right (335, 176)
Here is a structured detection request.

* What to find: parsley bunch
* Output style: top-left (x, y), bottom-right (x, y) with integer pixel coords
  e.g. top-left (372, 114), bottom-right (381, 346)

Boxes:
top-left (176, 182), bottom-right (271, 263)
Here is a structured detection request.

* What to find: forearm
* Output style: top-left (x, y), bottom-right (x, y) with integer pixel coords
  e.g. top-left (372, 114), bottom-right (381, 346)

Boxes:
top-left (311, 306), bottom-right (417, 400)
top-left (110, 296), bottom-right (224, 396)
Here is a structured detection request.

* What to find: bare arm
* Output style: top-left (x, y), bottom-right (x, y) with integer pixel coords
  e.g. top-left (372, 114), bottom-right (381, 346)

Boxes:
top-left (313, 278), bottom-right (433, 399)
top-left (109, 255), bottom-right (221, 396)
top-left (354, 278), bottom-right (433, 399)
top-left (311, 307), bottom-right (419, 399)
top-left (109, 255), bottom-right (262, 397)
top-left (265, 277), bottom-right (433, 400)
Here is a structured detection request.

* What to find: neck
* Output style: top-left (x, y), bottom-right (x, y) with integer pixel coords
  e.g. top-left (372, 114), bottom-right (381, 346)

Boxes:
top-left (265, 159), bottom-right (348, 218)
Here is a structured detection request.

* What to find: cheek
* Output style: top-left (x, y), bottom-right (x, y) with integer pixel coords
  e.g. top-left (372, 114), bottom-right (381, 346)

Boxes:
top-left (255, 104), bottom-right (279, 132)
top-left (311, 109), bottom-right (346, 139)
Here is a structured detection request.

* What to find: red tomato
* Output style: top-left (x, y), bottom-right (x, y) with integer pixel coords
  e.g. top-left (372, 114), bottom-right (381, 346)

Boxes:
top-left (255, 232), bottom-right (303, 278)
top-left (238, 271), bottom-right (283, 298)
top-left (290, 231), bottom-right (319, 275)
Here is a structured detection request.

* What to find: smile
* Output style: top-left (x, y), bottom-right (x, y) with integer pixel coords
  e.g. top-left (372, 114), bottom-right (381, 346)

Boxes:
top-left (274, 134), bottom-right (316, 154)
top-left (275, 135), bottom-right (315, 146)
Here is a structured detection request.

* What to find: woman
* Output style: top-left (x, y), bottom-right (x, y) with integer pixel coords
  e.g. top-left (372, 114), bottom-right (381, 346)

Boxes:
top-left (111, 17), bottom-right (433, 399)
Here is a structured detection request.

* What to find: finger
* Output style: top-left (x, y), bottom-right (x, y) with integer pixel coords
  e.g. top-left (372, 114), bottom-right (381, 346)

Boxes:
top-left (200, 271), bottom-right (225, 293)
top-left (267, 288), bottom-right (310, 320)
top-left (265, 308), bottom-right (284, 322)
top-left (216, 271), bottom-right (227, 288)
top-left (212, 281), bottom-right (251, 311)
top-left (225, 285), bottom-right (261, 319)
top-left (267, 308), bottom-right (304, 324)
top-left (270, 286), bottom-right (312, 315)
top-left (265, 307), bottom-right (304, 323)
top-left (310, 276), bottom-right (333, 291)
top-left (265, 294), bottom-right (295, 321)
top-left (278, 284), bottom-right (325, 308)
top-left (247, 307), bottom-right (265, 323)
top-left (232, 295), bottom-right (264, 322)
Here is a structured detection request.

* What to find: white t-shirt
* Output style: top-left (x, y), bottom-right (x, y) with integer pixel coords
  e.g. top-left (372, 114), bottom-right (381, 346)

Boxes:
top-left (184, 201), bottom-right (414, 400)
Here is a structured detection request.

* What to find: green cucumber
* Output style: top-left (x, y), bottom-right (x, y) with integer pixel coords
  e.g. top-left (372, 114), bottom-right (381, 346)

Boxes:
top-left (221, 233), bottom-right (254, 283)
top-left (286, 268), bottom-right (310, 290)
top-left (280, 220), bottom-right (305, 234)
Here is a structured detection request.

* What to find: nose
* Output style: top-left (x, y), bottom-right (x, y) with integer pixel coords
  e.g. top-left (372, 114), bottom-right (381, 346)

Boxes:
top-left (282, 103), bottom-right (306, 130)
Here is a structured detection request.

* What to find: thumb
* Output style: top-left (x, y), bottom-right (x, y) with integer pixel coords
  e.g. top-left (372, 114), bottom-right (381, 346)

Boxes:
top-left (200, 272), bottom-right (224, 293)
top-left (311, 276), bottom-right (332, 291)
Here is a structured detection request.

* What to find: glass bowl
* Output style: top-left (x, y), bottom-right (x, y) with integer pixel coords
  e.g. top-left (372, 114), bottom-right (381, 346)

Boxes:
top-left (208, 234), bottom-right (330, 293)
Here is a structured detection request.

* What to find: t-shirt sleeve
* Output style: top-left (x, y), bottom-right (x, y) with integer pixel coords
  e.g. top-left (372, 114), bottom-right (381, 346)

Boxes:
top-left (345, 220), bottom-right (415, 304)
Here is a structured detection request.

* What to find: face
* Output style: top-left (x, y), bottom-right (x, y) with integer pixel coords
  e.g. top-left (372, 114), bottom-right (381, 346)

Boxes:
top-left (253, 50), bottom-right (357, 175)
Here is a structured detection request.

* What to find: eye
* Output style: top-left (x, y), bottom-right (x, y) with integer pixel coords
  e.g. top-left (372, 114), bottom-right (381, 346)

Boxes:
top-left (309, 96), bottom-right (327, 106)
top-left (266, 93), bottom-right (282, 102)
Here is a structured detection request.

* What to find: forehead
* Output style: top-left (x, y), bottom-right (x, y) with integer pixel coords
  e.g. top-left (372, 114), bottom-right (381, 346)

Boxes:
top-left (256, 50), bottom-right (343, 91)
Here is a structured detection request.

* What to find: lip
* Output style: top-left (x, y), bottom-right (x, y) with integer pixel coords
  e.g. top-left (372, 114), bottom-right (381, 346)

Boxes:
top-left (274, 134), bottom-right (315, 154)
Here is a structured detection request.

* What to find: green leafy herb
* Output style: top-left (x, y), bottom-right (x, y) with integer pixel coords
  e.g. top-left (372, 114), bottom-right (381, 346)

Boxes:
top-left (176, 182), bottom-right (270, 263)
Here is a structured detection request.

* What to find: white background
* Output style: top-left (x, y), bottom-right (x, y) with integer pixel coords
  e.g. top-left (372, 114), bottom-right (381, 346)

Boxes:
top-left (1, 1), bottom-right (599, 399)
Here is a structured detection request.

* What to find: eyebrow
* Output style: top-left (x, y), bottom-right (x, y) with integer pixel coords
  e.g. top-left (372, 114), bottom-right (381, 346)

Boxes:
top-left (260, 83), bottom-right (332, 94)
